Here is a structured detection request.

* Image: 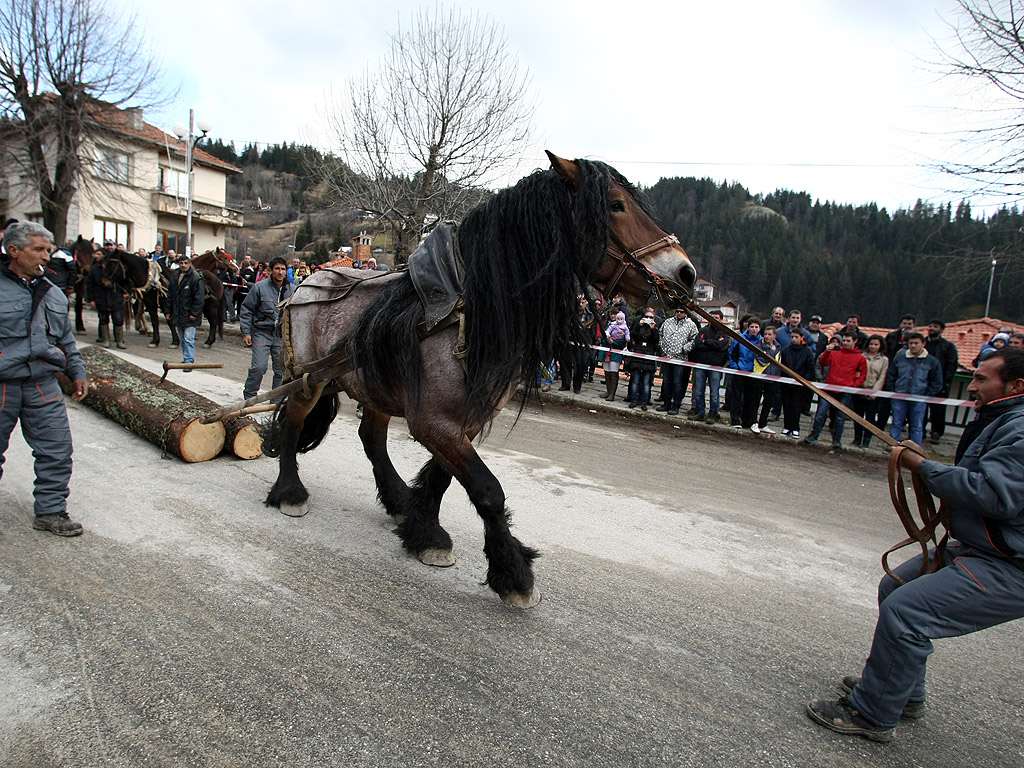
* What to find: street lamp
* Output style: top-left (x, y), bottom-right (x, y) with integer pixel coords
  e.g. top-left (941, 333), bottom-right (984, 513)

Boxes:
top-left (172, 110), bottom-right (212, 258)
top-left (985, 255), bottom-right (997, 318)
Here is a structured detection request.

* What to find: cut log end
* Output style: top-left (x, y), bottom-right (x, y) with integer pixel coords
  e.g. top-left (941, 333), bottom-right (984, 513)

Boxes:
top-left (230, 423), bottom-right (263, 460)
top-left (179, 418), bottom-right (226, 463)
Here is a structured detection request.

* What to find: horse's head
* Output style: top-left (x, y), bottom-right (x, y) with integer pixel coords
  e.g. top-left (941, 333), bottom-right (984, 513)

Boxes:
top-left (101, 248), bottom-right (149, 290)
top-left (547, 152), bottom-right (696, 310)
top-left (72, 236), bottom-right (96, 278)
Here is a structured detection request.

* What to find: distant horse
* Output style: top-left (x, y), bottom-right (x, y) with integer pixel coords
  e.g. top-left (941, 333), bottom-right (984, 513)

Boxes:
top-left (70, 236), bottom-right (96, 333)
top-left (103, 249), bottom-right (224, 348)
top-left (261, 153), bottom-right (696, 608)
top-left (186, 249), bottom-right (229, 348)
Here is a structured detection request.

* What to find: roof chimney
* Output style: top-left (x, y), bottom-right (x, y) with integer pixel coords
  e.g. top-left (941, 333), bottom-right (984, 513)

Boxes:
top-left (125, 107), bottom-right (143, 131)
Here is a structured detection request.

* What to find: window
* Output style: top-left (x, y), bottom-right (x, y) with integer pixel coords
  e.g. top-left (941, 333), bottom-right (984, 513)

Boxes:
top-left (160, 167), bottom-right (189, 198)
top-left (158, 229), bottom-right (187, 253)
top-left (93, 218), bottom-right (131, 249)
top-left (96, 146), bottom-right (132, 184)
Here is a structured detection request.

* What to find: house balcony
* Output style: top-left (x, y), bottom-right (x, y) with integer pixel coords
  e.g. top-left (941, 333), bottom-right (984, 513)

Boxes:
top-left (151, 191), bottom-right (245, 228)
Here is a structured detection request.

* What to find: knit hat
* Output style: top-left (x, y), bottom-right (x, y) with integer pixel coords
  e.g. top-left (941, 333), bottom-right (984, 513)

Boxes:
top-left (993, 332), bottom-right (1010, 345)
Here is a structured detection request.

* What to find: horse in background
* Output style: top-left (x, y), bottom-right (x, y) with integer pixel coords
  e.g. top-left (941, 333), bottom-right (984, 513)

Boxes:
top-left (71, 236), bottom-right (96, 333)
top-left (102, 248), bottom-right (225, 348)
top-left (261, 153), bottom-right (696, 608)
top-left (186, 249), bottom-right (229, 348)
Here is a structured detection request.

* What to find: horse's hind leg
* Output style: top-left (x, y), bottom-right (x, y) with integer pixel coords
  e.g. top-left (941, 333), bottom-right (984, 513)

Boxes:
top-left (418, 432), bottom-right (539, 608)
top-left (146, 292), bottom-right (160, 347)
top-left (358, 408), bottom-right (456, 567)
top-left (265, 384), bottom-right (327, 517)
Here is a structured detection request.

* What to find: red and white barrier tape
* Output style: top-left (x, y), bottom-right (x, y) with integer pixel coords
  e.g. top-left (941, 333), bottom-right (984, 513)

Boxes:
top-left (587, 344), bottom-right (973, 407)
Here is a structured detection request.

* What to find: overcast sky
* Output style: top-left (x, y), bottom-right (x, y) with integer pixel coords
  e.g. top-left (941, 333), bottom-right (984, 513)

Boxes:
top-left (119, 0), bottom-right (986, 212)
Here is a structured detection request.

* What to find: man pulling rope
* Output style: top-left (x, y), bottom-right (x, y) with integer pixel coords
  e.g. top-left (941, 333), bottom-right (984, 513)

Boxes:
top-left (806, 349), bottom-right (1024, 742)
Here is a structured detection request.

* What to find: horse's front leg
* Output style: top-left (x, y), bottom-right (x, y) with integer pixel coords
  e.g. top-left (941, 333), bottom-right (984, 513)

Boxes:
top-left (416, 430), bottom-right (539, 608)
top-left (265, 384), bottom-right (328, 518)
top-left (74, 288), bottom-right (87, 333)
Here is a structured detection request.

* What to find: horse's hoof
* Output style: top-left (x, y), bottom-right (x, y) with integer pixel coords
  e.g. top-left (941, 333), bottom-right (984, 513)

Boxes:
top-left (418, 548), bottom-right (456, 567)
top-left (280, 502), bottom-right (308, 518)
top-left (502, 586), bottom-right (542, 609)
top-left (202, 343), bottom-right (213, 349)
top-left (148, 342), bottom-right (158, 348)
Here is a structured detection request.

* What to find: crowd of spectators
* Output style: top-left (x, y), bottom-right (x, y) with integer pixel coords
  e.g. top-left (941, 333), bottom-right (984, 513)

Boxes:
top-left (550, 300), bottom-right (1002, 452)
top-left (4, 221), bottom-right (1019, 452)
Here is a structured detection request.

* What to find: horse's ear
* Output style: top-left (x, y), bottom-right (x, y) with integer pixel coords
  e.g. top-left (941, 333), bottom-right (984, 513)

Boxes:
top-left (546, 151), bottom-right (580, 184)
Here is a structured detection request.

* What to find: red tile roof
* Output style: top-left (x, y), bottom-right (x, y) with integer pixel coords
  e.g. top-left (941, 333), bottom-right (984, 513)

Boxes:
top-left (819, 318), bottom-right (1024, 371)
top-left (88, 100), bottom-right (240, 175)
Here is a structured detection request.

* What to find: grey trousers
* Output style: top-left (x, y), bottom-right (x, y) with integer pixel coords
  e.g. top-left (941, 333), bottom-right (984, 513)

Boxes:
top-left (0, 377), bottom-right (74, 516)
top-left (243, 328), bottom-right (284, 400)
top-left (849, 543), bottom-right (1024, 727)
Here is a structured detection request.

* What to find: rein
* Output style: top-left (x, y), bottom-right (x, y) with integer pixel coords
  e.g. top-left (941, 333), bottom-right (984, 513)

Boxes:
top-left (601, 243), bottom-right (948, 583)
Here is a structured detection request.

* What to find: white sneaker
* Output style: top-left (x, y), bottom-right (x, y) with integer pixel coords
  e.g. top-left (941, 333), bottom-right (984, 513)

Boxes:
top-left (732, 424), bottom-right (742, 429)
top-left (781, 429), bottom-right (791, 435)
top-left (791, 430), bottom-right (800, 438)
top-left (750, 424), bottom-right (760, 434)
top-left (761, 426), bottom-right (776, 435)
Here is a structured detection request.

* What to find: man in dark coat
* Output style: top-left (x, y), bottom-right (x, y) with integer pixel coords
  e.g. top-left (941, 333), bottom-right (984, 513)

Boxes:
top-left (165, 254), bottom-right (206, 368)
top-left (923, 319), bottom-right (961, 444)
top-left (85, 247), bottom-right (125, 348)
top-left (688, 310), bottom-right (730, 423)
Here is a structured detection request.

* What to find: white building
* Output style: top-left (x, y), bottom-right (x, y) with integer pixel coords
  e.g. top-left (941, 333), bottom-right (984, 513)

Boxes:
top-left (0, 99), bottom-right (242, 252)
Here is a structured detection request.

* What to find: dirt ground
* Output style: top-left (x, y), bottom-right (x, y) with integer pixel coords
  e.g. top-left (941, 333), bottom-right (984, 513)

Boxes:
top-left (0, 347), bottom-right (1018, 768)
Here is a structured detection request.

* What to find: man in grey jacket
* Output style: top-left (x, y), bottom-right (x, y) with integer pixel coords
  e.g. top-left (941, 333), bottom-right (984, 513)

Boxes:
top-left (807, 349), bottom-right (1024, 742)
top-left (0, 222), bottom-right (89, 536)
top-left (240, 257), bottom-right (294, 400)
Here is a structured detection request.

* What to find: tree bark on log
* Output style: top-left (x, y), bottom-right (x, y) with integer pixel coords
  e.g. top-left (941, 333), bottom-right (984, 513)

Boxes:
top-left (223, 415), bottom-right (263, 460)
top-left (58, 346), bottom-right (225, 463)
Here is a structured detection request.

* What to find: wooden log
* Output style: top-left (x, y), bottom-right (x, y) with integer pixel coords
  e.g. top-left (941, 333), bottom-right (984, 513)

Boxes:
top-left (58, 346), bottom-right (225, 463)
top-left (223, 415), bottom-right (263, 460)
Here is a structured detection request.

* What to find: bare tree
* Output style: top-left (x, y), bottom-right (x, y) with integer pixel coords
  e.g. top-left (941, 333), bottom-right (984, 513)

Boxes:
top-left (0, 0), bottom-right (166, 243)
top-left (316, 6), bottom-right (536, 263)
top-left (930, 0), bottom-right (1024, 202)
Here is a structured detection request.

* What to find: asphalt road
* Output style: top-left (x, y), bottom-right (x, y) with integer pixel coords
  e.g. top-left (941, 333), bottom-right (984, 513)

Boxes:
top-left (0, 335), bottom-right (1020, 767)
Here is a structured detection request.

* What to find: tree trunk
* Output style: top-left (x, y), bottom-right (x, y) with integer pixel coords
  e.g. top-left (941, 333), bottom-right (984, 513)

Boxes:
top-left (223, 415), bottom-right (263, 460)
top-left (58, 346), bottom-right (225, 463)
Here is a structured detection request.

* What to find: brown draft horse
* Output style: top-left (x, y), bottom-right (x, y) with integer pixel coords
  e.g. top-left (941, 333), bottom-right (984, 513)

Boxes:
top-left (261, 154), bottom-right (696, 608)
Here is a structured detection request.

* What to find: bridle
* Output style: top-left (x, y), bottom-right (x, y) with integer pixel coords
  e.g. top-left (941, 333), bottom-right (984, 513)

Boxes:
top-left (603, 230), bottom-right (692, 309)
top-left (598, 236), bottom-right (947, 583)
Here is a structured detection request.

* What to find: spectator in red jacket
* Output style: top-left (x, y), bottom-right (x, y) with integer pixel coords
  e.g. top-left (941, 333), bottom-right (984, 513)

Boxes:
top-left (803, 330), bottom-right (867, 449)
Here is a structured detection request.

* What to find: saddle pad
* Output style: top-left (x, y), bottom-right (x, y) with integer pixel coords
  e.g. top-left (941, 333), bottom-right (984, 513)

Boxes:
top-left (408, 223), bottom-right (464, 332)
top-left (287, 267), bottom-right (392, 307)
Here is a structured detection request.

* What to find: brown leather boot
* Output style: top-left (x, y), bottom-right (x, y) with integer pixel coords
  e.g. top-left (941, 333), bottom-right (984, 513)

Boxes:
top-left (606, 372), bottom-right (619, 401)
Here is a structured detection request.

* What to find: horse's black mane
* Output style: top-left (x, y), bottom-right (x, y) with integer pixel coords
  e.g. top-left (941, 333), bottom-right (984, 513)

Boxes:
top-left (341, 159), bottom-right (648, 433)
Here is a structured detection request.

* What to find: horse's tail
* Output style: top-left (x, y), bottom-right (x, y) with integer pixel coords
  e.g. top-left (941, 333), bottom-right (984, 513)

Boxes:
top-left (260, 393), bottom-right (340, 459)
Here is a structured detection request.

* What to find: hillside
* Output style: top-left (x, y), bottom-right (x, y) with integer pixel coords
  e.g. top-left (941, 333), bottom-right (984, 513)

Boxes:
top-left (209, 139), bottom-right (1023, 324)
